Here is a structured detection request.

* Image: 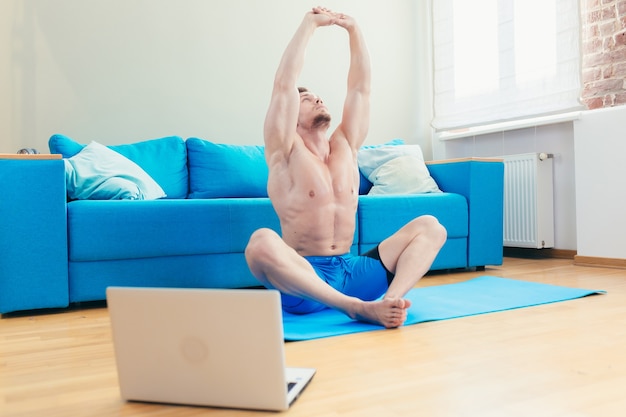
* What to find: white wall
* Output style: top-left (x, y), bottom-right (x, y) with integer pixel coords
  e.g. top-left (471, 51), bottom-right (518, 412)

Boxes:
top-left (436, 108), bottom-right (626, 256)
top-left (574, 107), bottom-right (626, 260)
top-left (434, 122), bottom-right (578, 251)
top-left (1, 0), bottom-right (421, 153)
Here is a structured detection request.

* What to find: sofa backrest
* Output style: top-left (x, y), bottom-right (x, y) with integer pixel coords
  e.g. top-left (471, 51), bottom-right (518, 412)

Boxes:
top-left (185, 137), bottom-right (380, 197)
top-left (49, 135), bottom-right (428, 201)
top-left (186, 138), bottom-right (269, 198)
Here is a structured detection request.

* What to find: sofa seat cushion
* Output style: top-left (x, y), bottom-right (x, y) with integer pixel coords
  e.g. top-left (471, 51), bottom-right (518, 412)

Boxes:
top-left (357, 193), bottom-right (468, 243)
top-left (67, 199), bottom-right (281, 262)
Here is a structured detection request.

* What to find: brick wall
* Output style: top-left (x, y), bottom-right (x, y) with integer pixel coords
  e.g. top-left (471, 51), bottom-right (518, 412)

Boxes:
top-left (581, 0), bottom-right (626, 109)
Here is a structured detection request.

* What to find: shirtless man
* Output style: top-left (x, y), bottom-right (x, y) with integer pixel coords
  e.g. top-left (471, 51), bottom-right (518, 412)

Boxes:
top-left (245, 7), bottom-right (446, 328)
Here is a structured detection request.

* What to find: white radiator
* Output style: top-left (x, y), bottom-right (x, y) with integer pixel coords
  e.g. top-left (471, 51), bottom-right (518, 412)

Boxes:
top-left (502, 153), bottom-right (555, 249)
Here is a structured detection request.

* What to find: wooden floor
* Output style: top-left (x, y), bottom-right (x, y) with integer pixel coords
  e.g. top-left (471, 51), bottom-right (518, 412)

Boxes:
top-left (2, 257), bottom-right (626, 417)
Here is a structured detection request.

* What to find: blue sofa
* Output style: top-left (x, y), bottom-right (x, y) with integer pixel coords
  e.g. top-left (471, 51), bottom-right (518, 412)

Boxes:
top-left (0, 135), bottom-right (504, 314)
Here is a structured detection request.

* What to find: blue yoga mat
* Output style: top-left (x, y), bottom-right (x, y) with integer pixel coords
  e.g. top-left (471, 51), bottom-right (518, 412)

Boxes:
top-left (282, 276), bottom-right (605, 341)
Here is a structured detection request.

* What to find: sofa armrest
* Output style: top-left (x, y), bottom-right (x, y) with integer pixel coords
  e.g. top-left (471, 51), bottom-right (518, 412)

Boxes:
top-left (426, 158), bottom-right (504, 268)
top-left (0, 157), bottom-right (69, 314)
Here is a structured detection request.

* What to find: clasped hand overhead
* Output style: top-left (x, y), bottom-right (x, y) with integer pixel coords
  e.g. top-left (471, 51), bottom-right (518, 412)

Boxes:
top-left (308, 6), bottom-right (356, 30)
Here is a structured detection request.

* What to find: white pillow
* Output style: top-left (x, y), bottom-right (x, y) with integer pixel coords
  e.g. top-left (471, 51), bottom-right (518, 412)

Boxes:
top-left (64, 141), bottom-right (166, 200)
top-left (367, 155), bottom-right (441, 195)
top-left (358, 144), bottom-right (441, 195)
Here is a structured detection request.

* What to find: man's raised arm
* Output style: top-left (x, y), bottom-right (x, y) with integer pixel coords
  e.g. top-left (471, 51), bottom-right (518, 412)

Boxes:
top-left (335, 14), bottom-right (371, 150)
top-left (263, 10), bottom-right (335, 159)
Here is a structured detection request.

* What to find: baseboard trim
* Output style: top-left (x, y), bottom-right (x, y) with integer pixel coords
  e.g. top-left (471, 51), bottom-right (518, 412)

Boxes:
top-left (574, 255), bottom-right (626, 269)
top-left (504, 248), bottom-right (626, 269)
top-left (503, 247), bottom-right (577, 260)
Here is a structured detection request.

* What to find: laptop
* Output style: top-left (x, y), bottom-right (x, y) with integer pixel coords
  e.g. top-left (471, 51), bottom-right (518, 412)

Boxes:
top-left (106, 287), bottom-right (315, 411)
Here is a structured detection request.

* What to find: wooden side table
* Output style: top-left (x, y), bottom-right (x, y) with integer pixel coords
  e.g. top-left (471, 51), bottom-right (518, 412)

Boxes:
top-left (0, 153), bottom-right (62, 160)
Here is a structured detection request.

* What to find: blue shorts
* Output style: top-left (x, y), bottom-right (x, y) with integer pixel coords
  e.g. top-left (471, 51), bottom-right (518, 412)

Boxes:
top-left (280, 246), bottom-right (394, 314)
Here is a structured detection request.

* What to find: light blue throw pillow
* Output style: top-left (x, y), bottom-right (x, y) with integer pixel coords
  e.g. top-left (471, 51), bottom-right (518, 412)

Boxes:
top-left (186, 138), bottom-right (269, 198)
top-left (357, 139), bottom-right (404, 194)
top-left (358, 143), bottom-right (441, 195)
top-left (64, 142), bottom-right (166, 200)
top-left (49, 134), bottom-right (188, 198)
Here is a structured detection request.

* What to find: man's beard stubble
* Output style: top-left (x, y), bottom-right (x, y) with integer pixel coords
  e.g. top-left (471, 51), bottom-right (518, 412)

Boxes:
top-left (312, 113), bottom-right (332, 129)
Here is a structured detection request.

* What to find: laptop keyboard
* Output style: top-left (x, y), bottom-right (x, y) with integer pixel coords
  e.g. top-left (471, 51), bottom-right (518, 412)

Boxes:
top-left (287, 382), bottom-right (296, 392)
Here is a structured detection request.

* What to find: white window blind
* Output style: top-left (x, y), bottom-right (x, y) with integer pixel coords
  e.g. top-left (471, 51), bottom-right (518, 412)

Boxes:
top-left (431, 0), bottom-right (583, 132)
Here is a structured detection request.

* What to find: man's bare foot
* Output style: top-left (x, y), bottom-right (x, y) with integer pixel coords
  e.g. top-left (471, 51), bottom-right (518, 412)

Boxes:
top-left (352, 298), bottom-right (412, 328)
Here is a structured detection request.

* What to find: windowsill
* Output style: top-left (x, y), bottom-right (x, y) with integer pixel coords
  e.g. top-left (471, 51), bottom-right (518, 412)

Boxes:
top-left (435, 111), bottom-right (583, 141)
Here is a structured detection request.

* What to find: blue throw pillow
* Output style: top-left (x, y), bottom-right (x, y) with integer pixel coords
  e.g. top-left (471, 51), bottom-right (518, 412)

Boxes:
top-left (186, 138), bottom-right (269, 198)
top-left (49, 134), bottom-right (188, 198)
top-left (65, 142), bottom-right (166, 200)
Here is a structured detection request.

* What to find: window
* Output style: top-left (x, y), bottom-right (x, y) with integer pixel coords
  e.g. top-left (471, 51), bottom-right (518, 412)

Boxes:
top-left (431, 0), bottom-right (583, 132)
